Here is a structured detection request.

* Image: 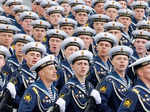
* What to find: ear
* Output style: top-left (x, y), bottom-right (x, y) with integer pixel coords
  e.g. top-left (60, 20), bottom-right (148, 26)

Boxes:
top-left (137, 68), bottom-right (143, 77)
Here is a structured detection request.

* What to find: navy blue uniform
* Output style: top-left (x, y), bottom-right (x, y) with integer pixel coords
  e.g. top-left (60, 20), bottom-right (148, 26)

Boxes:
top-left (18, 79), bottom-right (58, 112)
top-left (118, 78), bottom-right (150, 112)
top-left (96, 71), bottom-right (132, 112)
top-left (9, 64), bottom-right (37, 108)
top-left (59, 76), bottom-right (94, 112)
top-left (87, 56), bottom-right (112, 87)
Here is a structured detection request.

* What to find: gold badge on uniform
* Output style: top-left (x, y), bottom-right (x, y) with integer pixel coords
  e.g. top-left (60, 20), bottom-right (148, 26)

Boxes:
top-left (100, 85), bottom-right (107, 93)
top-left (123, 98), bottom-right (132, 108)
top-left (24, 93), bottom-right (32, 102)
top-left (60, 93), bottom-right (65, 98)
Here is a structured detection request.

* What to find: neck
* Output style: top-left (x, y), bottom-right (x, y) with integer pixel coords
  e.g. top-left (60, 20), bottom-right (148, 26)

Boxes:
top-left (142, 78), bottom-right (150, 89)
top-left (116, 70), bottom-right (125, 78)
top-left (42, 78), bottom-right (52, 89)
top-left (76, 75), bottom-right (86, 83)
top-left (124, 27), bottom-right (129, 33)
top-left (16, 55), bottom-right (23, 64)
top-left (99, 55), bottom-right (109, 63)
top-left (138, 53), bottom-right (146, 58)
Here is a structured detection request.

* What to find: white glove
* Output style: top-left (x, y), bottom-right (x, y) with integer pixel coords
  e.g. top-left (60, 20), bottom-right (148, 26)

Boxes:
top-left (6, 82), bottom-right (16, 99)
top-left (90, 89), bottom-right (101, 104)
top-left (56, 98), bottom-right (66, 112)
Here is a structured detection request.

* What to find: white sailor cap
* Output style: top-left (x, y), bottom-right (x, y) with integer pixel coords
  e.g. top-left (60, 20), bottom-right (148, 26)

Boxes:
top-left (0, 45), bottom-right (11, 60)
top-left (73, 4), bottom-right (92, 14)
top-left (136, 20), bottom-right (150, 30)
top-left (104, 0), bottom-right (122, 10)
top-left (40, 0), bottom-right (58, 8)
top-left (12, 5), bottom-right (31, 14)
top-left (74, 26), bottom-right (96, 37)
top-left (19, 11), bottom-right (39, 21)
top-left (30, 54), bottom-right (58, 72)
top-left (94, 32), bottom-right (118, 47)
top-left (104, 21), bottom-right (124, 31)
top-left (145, 41), bottom-right (150, 51)
top-left (31, 19), bottom-right (51, 29)
top-left (46, 6), bottom-right (64, 15)
top-left (58, 0), bottom-right (70, 5)
top-left (22, 42), bottom-right (47, 56)
top-left (47, 29), bottom-right (68, 40)
top-left (129, 56), bottom-right (150, 69)
top-left (0, 24), bottom-right (20, 34)
top-left (0, 16), bottom-right (12, 24)
top-left (132, 30), bottom-right (150, 40)
top-left (0, 7), bottom-right (4, 14)
top-left (92, 0), bottom-right (105, 7)
top-left (59, 18), bottom-right (77, 28)
top-left (5, 0), bottom-right (23, 6)
top-left (109, 45), bottom-right (133, 58)
top-left (33, 0), bottom-right (42, 5)
top-left (131, 1), bottom-right (148, 10)
top-left (61, 37), bottom-right (84, 50)
top-left (13, 33), bottom-right (34, 44)
top-left (69, 0), bottom-right (85, 7)
top-left (1, 0), bottom-right (7, 5)
top-left (118, 8), bottom-right (134, 19)
top-left (89, 14), bottom-right (110, 23)
top-left (68, 50), bottom-right (93, 64)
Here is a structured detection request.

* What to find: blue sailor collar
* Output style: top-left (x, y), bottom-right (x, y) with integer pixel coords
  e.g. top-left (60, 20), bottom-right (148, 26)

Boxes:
top-left (31, 79), bottom-right (57, 100)
top-left (94, 56), bottom-right (112, 71)
top-left (110, 70), bottom-right (131, 86)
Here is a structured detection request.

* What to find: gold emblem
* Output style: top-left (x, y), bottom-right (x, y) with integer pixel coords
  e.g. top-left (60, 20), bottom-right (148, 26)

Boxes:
top-left (120, 47), bottom-right (124, 52)
top-left (132, 88), bottom-right (139, 94)
top-left (40, 21), bottom-right (42, 25)
top-left (6, 26), bottom-right (9, 29)
top-left (56, 30), bottom-right (59, 33)
top-left (24, 93), bottom-right (32, 102)
top-left (23, 35), bottom-right (26, 39)
top-left (74, 38), bottom-right (77, 41)
top-left (81, 51), bottom-right (84, 55)
top-left (50, 55), bottom-right (53, 60)
top-left (123, 98), bottom-right (132, 108)
top-left (35, 42), bottom-right (39, 47)
top-left (60, 93), bottom-right (65, 98)
top-left (65, 18), bottom-right (68, 22)
top-left (140, 31), bottom-right (143, 35)
top-left (29, 12), bottom-right (32, 16)
top-left (100, 85), bottom-right (107, 93)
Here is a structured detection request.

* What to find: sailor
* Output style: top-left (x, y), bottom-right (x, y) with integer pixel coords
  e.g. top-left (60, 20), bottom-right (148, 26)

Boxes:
top-left (56, 37), bottom-right (84, 91)
top-left (104, 0), bottom-right (122, 21)
top-left (92, 0), bottom-right (105, 14)
top-left (3, 33), bottom-right (34, 80)
top-left (73, 26), bottom-right (96, 54)
top-left (96, 45), bottom-right (133, 112)
top-left (19, 11), bottom-right (39, 35)
top-left (53, 50), bottom-right (101, 112)
top-left (104, 21), bottom-right (133, 46)
top-left (31, 19), bottom-right (51, 45)
top-left (18, 55), bottom-right (59, 112)
top-left (87, 32), bottom-right (118, 87)
top-left (46, 6), bottom-right (64, 29)
top-left (73, 4), bottom-right (92, 26)
top-left (46, 29), bottom-right (68, 63)
top-left (89, 14), bottom-right (110, 34)
top-left (0, 24), bottom-right (20, 55)
top-left (0, 42), bottom-right (46, 110)
top-left (132, 30), bottom-right (150, 61)
top-left (59, 18), bottom-right (77, 36)
top-left (118, 56), bottom-right (150, 112)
